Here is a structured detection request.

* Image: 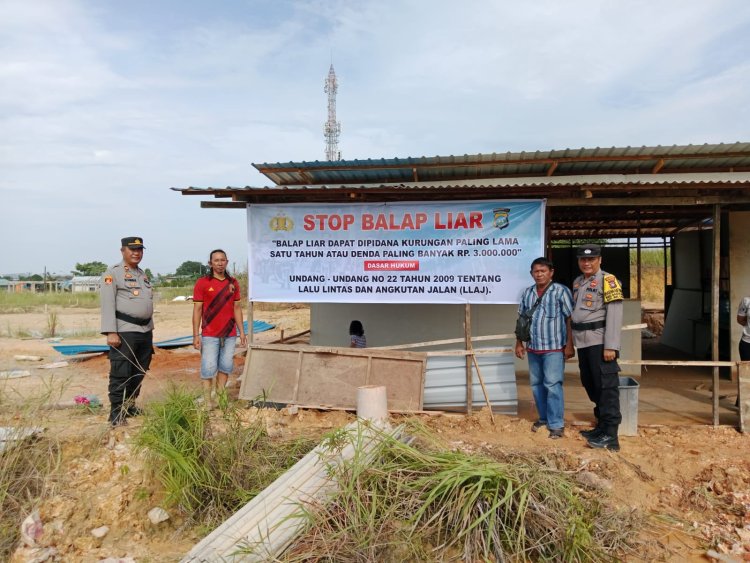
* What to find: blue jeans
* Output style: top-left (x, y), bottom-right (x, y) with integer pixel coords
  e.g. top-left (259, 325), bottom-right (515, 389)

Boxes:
top-left (528, 351), bottom-right (565, 430)
top-left (200, 336), bottom-right (237, 379)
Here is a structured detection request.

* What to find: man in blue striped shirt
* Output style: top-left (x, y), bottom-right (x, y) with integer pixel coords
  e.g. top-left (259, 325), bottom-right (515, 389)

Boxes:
top-left (515, 257), bottom-right (575, 439)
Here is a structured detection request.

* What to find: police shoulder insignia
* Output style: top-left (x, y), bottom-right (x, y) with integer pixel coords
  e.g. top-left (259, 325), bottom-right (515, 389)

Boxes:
top-left (104, 276), bottom-right (113, 285)
top-left (602, 275), bottom-right (623, 303)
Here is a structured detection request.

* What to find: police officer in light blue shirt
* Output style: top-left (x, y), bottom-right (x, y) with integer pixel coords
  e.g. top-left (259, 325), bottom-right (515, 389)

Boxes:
top-left (100, 237), bottom-right (154, 427)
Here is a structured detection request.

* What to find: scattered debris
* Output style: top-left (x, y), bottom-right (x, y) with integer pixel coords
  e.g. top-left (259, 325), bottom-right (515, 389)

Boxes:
top-left (576, 470), bottom-right (613, 491)
top-left (74, 395), bottom-right (102, 410)
top-left (147, 507), bottom-right (170, 525)
top-left (14, 355), bottom-right (44, 361)
top-left (20, 510), bottom-right (43, 547)
top-left (0, 426), bottom-right (45, 453)
top-left (38, 361), bottom-right (69, 370)
top-left (11, 546), bottom-right (58, 562)
top-left (0, 369), bottom-right (31, 379)
top-left (91, 526), bottom-right (109, 538)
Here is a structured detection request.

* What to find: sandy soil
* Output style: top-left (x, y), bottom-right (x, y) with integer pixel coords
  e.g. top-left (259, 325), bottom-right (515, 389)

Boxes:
top-left (1, 303), bottom-right (749, 562)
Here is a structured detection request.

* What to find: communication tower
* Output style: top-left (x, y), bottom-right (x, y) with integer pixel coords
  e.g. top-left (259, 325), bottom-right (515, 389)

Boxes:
top-left (324, 64), bottom-right (341, 161)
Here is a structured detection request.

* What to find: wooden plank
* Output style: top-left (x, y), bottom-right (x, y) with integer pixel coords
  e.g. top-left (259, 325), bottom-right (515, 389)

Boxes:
top-left (464, 304), bottom-right (472, 415)
top-left (367, 356), bottom-right (424, 412)
top-left (740, 362), bottom-right (749, 434)
top-left (286, 404), bottom-right (445, 416)
top-left (371, 333), bottom-right (516, 350)
top-left (470, 351), bottom-right (495, 422)
top-left (270, 329), bottom-right (310, 344)
top-left (296, 353), bottom-right (370, 408)
top-left (372, 324), bottom-right (646, 351)
top-left (238, 348), bottom-right (302, 402)
top-left (250, 343), bottom-right (424, 360)
top-left (618, 360), bottom-right (735, 367)
top-left (712, 204), bottom-right (721, 427)
top-left (239, 344), bottom-right (425, 411)
top-left (426, 348), bottom-right (513, 356)
top-left (291, 350), bottom-right (303, 402)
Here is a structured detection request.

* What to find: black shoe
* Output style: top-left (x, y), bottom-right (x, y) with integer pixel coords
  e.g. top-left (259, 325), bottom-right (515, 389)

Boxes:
top-left (586, 433), bottom-right (620, 451)
top-left (531, 421), bottom-right (546, 433)
top-left (548, 428), bottom-right (564, 439)
top-left (126, 406), bottom-right (144, 418)
top-left (580, 427), bottom-right (602, 439)
top-left (109, 417), bottom-right (128, 428)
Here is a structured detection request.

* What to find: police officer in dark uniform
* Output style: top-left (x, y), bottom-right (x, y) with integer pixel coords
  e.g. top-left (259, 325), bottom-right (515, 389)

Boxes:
top-left (100, 237), bottom-right (154, 427)
top-left (571, 244), bottom-right (624, 450)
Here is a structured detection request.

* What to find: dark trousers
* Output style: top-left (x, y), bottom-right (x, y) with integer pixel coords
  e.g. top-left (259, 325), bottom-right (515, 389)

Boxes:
top-left (108, 331), bottom-right (153, 423)
top-left (740, 339), bottom-right (750, 361)
top-left (577, 344), bottom-right (622, 437)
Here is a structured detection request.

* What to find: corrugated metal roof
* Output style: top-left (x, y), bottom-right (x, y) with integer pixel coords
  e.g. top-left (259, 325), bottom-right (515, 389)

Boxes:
top-left (176, 171), bottom-right (750, 194)
top-left (176, 142), bottom-right (750, 239)
top-left (253, 142), bottom-right (750, 186)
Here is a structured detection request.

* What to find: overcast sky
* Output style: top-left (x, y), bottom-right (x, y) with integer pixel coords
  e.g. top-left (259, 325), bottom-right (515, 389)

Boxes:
top-left (1, 0), bottom-right (748, 276)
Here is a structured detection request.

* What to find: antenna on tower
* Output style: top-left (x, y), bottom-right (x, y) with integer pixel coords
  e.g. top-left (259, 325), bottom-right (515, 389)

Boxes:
top-left (324, 64), bottom-right (341, 161)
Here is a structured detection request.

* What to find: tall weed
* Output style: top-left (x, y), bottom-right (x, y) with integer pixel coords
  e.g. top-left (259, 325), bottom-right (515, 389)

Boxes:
top-left (135, 387), bottom-right (313, 526)
top-left (284, 425), bottom-right (640, 562)
top-left (0, 385), bottom-right (62, 560)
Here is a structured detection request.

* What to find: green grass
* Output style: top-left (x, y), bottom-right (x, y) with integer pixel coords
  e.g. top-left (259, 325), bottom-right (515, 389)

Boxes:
top-left (0, 384), bottom-right (63, 560)
top-left (282, 423), bottom-right (640, 562)
top-left (134, 387), bottom-right (314, 526)
top-left (154, 286), bottom-right (193, 301)
top-left (0, 292), bottom-right (100, 312)
top-left (630, 248), bottom-right (671, 267)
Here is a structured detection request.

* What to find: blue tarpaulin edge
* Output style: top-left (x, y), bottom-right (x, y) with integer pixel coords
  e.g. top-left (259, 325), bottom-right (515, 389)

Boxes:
top-left (52, 320), bottom-right (275, 356)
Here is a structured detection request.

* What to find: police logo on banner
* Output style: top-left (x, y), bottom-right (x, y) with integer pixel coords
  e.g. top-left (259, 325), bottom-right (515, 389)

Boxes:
top-left (269, 213), bottom-right (294, 232)
top-left (492, 208), bottom-right (510, 230)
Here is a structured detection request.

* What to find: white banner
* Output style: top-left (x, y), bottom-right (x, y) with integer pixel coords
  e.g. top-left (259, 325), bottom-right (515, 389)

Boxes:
top-left (248, 200), bottom-right (545, 304)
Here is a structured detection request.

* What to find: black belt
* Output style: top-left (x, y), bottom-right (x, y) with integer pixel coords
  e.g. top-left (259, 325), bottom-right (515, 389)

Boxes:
top-left (115, 311), bottom-right (152, 326)
top-left (571, 320), bottom-right (606, 331)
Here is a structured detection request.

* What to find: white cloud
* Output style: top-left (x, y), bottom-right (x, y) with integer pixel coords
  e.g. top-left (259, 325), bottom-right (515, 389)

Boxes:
top-left (0, 0), bottom-right (748, 273)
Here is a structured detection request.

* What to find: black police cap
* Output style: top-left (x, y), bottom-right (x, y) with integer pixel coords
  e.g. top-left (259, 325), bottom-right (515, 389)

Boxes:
top-left (576, 243), bottom-right (601, 258)
top-left (121, 237), bottom-right (145, 249)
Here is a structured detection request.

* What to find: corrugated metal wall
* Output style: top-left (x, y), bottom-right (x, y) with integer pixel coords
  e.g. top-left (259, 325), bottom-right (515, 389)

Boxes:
top-left (423, 351), bottom-right (517, 414)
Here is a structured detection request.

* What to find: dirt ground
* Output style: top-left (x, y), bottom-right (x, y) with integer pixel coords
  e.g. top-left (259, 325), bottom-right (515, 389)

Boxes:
top-left (1, 303), bottom-right (749, 562)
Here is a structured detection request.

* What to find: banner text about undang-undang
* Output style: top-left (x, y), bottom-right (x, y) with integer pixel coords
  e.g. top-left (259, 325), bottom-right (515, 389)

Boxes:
top-left (247, 200), bottom-right (545, 304)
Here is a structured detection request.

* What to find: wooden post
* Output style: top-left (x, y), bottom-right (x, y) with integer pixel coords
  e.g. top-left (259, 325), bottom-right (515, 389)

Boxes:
top-left (248, 301), bottom-right (254, 344)
top-left (636, 231), bottom-right (642, 302)
top-left (470, 351), bottom-right (495, 423)
top-left (662, 236), bottom-right (668, 296)
top-left (712, 205), bottom-right (721, 426)
top-left (464, 304), bottom-right (473, 415)
top-left (739, 362), bottom-right (749, 434)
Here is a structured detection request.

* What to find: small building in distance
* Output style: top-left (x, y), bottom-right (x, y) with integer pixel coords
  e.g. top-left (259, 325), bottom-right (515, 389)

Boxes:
top-left (70, 276), bottom-right (101, 293)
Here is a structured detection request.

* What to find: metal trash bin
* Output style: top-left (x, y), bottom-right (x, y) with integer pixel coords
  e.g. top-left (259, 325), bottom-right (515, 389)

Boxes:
top-left (618, 376), bottom-right (639, 436)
